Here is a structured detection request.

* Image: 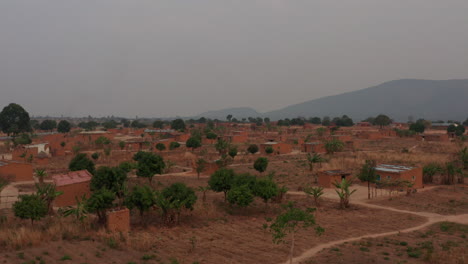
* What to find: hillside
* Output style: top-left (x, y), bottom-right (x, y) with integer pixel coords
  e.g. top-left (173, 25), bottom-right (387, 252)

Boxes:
top-left (194, 79), bottom-right (468, 122)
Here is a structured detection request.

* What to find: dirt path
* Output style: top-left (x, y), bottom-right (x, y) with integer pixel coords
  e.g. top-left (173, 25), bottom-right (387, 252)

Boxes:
top-left (283, 190), bottom-right (468, 264)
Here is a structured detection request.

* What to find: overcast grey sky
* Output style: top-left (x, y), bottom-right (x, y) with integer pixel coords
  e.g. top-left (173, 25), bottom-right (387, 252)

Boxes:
top-left (1, 0), bottom-right (467, 118)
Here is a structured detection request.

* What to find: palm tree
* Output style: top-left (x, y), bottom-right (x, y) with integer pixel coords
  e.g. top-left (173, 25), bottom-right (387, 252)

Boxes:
top-left (36, 183), bottom-right (63, 214)
top-left (35, 169), bottom-right (47, 185)
top-left (333, 179), bottom-right (356, 209)
top-left (306, 153), bottom-right (326, 183)
top-left (62, 195), bottom-right (89, 223)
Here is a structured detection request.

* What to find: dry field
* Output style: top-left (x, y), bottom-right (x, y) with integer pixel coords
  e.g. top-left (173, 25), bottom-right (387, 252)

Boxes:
top-left (306, 222), bottom-right (468, 264)
top-left (370, 186), bottom-right (468, 215)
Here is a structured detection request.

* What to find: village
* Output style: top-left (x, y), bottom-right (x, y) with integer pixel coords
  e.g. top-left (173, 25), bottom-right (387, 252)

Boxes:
top-left (0, 103), bottom-right (466, 264)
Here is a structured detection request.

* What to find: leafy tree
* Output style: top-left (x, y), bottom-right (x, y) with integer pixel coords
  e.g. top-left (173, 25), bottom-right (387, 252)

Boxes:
top-left (443, 162), bottom-right (462, 185)
top-left (35, 169), bottom-right (47, 185)
top-left (186, 137), bottom-right (201, 151)
top-left (57, 120), bottom-right (71, 133)
top-left (153, 120), bottom-right (164, 129)
top-left (306, 153), bottom-right (326, 183)
top-left (324, 139), bottom-right (344, 154)
top-left (373, 114), bottom-right (392, 128)
top-left (91, 166), bottom-right (127, 200)
top-left (309, 117), bottom-right (321, 124)
top-left (121, 119), bottom-right (130, 128)
top-left (13, 194), bottom-right (48, 225)
top-left (228, 146), bottom-right (238, 159)
top-left (69, 153), bottom-right (95, 175)
top-left (36, 183), bottom-right (63, 214)
top-left (169, 141), bottom-right (181, 150)
top-left (409, 121), bottom-right (425, 133)
top-left (227, 185), bottom-right (254, 207)
top-left (332, 115), bottom-right (354, 127)
top-left (267, 202), bottom-right (324, 264)
top-left (215, 138), bottom-right (229, 155)
top-left (95, 136), bottom-right (111, 147)
top-left (459, 147), bottom-right (468, 170)
top-left (206, 131), bottom-right (217, 140)
top-left (171, 119), bottom-right (186, 131)
top-left (447, 124), bottom-right (465, 137)
top-left (118, 161), bottom-right (135, 173)
top-left (133, 151), bottom-right (165, 183)
top-left (315, 127), bottom-right (327, 137)
top-left (226, 114), bottom-right (233, 122)
top-left (247, 144), bottom-right (259, 154)
top-left (130, 120), bottom-right (147, 128)
top-left (125, 185), bottom-right (156, 217)
top-left (12, 133), bottom-right (31, 146)
top-left (195, 158), bottom-right (207, 180)
top-left (156, 143), bottom-right (166, 151)
top-left (62, 195), bottom-right (88, 223)
top-left (158, 183), bottom-right (197, 224)
top-left (303, 186), bottom-right (324, 206)
top-left (39, 120), bottom-right (57, 131)
top-left (208, 168), bottom-right (235, 201)
top-left (333, 179), bottom-right (356, 209)
top-left (91, 152), bottom-right (100, 161)
top-left (357, 160), bottom-right (378, 199)
top-left (254, 157), bottom-right (269, 174)
top-left (321, 116), bottom-right (331, 126)
top-left (0, 103), bottom-right (31, 136)
top-left (265, 146), bottom-right (274, 154)
top-left (422, 163), bottom-right (443, 184)
top-left (253, 177), bottom-right (278, 207)
top-left (86, 188), bottom-right (115, 224)
top-left (102, 120), bottom-right (118, 129)
top-left (197, 186), bottom-right (210, 204)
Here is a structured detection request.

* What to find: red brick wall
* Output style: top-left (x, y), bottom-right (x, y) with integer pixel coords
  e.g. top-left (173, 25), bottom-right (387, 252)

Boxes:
top-left (55, 181), bottom-right (91, 207)
top-left (0, 162), bottom-right (33, 182)
top-left (106, 208), bottom-right (130, 232)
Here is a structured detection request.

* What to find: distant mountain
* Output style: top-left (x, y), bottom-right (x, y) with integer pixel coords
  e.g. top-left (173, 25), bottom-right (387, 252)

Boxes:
top-left (194, 79), bottom-right (468, 122)
top-left (264, 79), bottom-right (468, 121)
top-left (194, 107), bottom-right (260, 120)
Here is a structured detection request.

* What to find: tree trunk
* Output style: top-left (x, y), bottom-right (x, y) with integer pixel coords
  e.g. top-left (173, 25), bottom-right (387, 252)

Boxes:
top-left (367, 181), bottom-right (370, 199)
top-left (289, 231), bottom-right (295, 264)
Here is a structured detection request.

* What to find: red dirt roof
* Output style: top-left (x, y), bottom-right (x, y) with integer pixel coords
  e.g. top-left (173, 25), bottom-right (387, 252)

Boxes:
top-left (52, 170), bottom-right (92, 186)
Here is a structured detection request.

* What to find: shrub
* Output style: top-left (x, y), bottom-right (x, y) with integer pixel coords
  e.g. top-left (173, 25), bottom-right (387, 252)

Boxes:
top-left (13, 194), bottom-right (48, 225)
top-left (227, 185), bottom-right (254, 207)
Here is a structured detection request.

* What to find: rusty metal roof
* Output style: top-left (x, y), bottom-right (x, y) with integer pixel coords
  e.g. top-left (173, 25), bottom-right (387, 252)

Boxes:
top-left (52, 170), bottom-right (92, 186)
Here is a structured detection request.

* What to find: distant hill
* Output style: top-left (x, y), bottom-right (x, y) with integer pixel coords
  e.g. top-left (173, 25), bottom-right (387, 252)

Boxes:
top-left (194, 107), bottom-right (260, 120)
top-left (264, 79), bottom-right (468, 121)
top-left (194, 79), bottom-right (468, 122)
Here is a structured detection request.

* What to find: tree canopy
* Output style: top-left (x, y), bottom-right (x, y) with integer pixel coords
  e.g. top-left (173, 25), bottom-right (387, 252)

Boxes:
top-left (57, 120), bottom-right (71, 133)
top-left (69, 153), bottom-right (95, 175)
top-left (133, 151), bottom-right (165, 183)
top-left (0, 103), bottom-right (31, 136)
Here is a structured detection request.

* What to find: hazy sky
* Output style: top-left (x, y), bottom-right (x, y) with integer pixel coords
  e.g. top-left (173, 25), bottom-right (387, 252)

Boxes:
top-left (1, 0), bottom-right (467, 118)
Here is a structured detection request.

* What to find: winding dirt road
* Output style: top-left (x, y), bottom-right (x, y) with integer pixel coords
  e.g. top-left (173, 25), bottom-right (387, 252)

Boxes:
top-left (283, 189), bottom-right (468, 264)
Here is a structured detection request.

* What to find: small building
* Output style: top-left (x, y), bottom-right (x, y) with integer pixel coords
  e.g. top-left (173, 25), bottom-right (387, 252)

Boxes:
top-left (259, 142), bottom-right (293, 155)
top-left (52, 170), bottom-right (92, 207)
top-left (0, 160), bottom-right (33, 182)
top-left (302, 142), bottom-right (326, 153)
top-left (318, 170), bottom-right (352, 188)
top-left (374, 164), bottom-right (423, 188)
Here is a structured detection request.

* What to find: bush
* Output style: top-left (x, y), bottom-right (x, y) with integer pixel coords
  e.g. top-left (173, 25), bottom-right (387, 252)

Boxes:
top-left (69, 153), bottom-right (95, 175)
top-left (169, 142), bottom-right (181, 150)
top-left (13, 194), bottom-right (48, 225)
top-left (227, 185), bottom-right (254, 207)
top-left (247, 144), bottom-right (259, 154)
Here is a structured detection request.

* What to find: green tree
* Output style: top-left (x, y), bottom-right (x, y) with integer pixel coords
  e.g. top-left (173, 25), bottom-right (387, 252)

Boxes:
top-left (186, 137), bottom-right (201, 151)
top-left (91, 166), bottom-right (127, 200)
top-left (215, 138), bottom-right (230, 155)
top-left (95, 136), bottom-right (111, 148)
top-left (39, 120), bottom-right (57, 131)
top-left (91, 152), bottom-right (100, 161)
top-left (253, 177), bottom-right (278, 207)
top-left (195, 158), bottom-right (207, 180)
top-left (227, 185), bottom-right (254, 207)
top-left (158, 183), bottom-right (197, 224)
top-left (228, 146), bottom-right (238, 159)
top-left (36, 183), bottom-right (63, 214)
top-left (409, 121), bottom-right (425, 133)
top-left (0, 103), bottom-right (31, 136)
top-left (206, 131), bottom-right (218, 140)
top-left (169, 141), bottom-right (181, 150)
top-left (226, 114), bottom-right (233, 122)
top-left (62, 195), bottom-right (89, 223)
top-left (12, 133), bottom-right (31, 146)
top-left (125, 185), bottom-right (156, 218)
top-left (447, 124), bottom-right (465, 137)
top-left (254, 157), bottom-right (269, 174)
top-left (35, 169), bottom-right (47, 185)
top-left (373, 114), bottom-right (392, 128)
top-left (118, 141), bottom-right (126, 150)
top-left (315, 127), bottom-right (327, 137)
top-left (265, 146), bottom-right (274, 154)
top-left (333, 179), bottom-right (356, 209)
top-left (267, 202), bottom-right (324, 264)
top-left (208, 168), bottom-right (235, 201)
top-left (247, 144), bottom-right (259, 154)
top-left (86, 188), bottom-right (115, 224)
top-left (306, 153), bottom-right (326, 183)
top-left (57, 120), bottom-right (71, 133)
top-left (357, 160), bottom-right (378, 199)
top-left (324, 139), bottom-right (344, 154)
top-left (423, 163), bottom-right (443, 184)
top-left (171, 119), bottom-right (186, 131)
top-left (153, 120), bottom-right (164, 129)
top-left (102, 120), bottom-right (118, 129)
top-left (156, 143), bottom-right (166, 151)
top-left (69, 153), bottom-right (95, 175)
top-left (458, 147), bottom-right (468, 170)
top-left (133, 151), bottom-right (165, 183)
top-left (303, 186), bottom-right (324, 206)
top-left (13, 194), bottom-right (48, 225)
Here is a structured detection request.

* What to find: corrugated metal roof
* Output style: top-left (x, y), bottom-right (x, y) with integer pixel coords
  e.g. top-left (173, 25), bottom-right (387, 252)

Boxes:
top-left (375, 164), bottom-right (415, 173)
top-left (52, 170), bottom-right (92, 186)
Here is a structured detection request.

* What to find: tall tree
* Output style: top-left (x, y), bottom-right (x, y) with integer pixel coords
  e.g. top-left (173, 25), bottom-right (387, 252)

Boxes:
top-left (39, 120), bottom-right (57, 131)
top-left (373, 114), bottom-right (392, 128)
top-left (0, 103), bottom-right (31, 136)
top-left (133, 151), bottom-right (165, 184)
top-left (57, 120), bottom-right (71, 133)
top-left (69, 153), bottom-right (95, 175)
top-left (357, 160), bottom-right (378, 199)
top-left (171, 119), bottom-right (186, 131)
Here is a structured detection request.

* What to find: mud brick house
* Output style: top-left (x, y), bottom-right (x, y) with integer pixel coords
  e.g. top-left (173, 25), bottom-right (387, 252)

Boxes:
top-left (302, 142), bottom-right (326, 153)
top-left (318, 170), bottom-right (352, 188)
top-left (52, 170), bottom-right (92, 207)
top-left (0, 160), bottom-right (33, 182)
top-left (374, 164), bottom-right (423, 188)
top-left (259, 142), bottom-right (293, 155)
